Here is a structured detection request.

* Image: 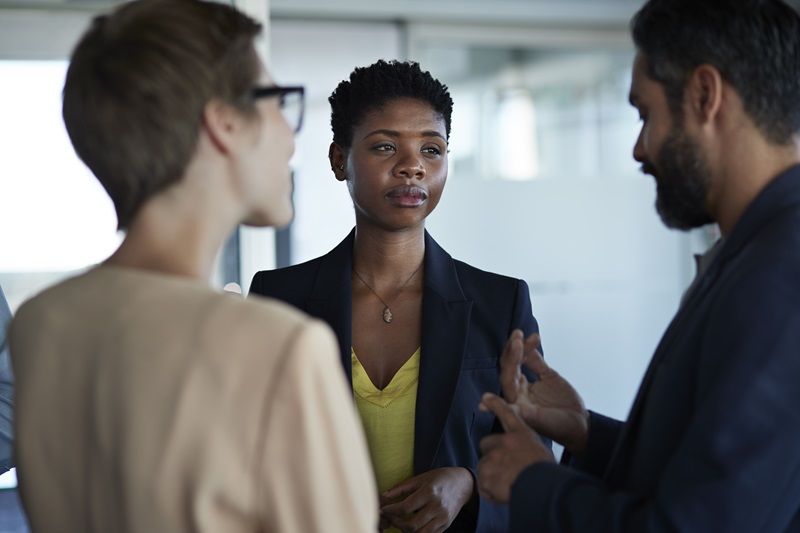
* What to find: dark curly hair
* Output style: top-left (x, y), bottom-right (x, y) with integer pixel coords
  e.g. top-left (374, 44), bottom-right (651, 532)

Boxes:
top-left (328, 59), bottom-right (453, 149)
top-left (632, 0), bottom-right (800, 145)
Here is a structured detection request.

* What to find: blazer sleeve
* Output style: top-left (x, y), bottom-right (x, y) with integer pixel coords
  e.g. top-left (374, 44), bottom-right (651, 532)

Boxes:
top-left (469, 278), bottom-right (546, 533)
top-left (249, 271), bottom-right (266, 298)
top-left (506, 278), bottom-right (542, 376)
top-left (256, 320), bottom-right (378, 532)
top-left (249, 269), bottom-right (314, 312)
top-left (513, 279), bottom-right (539, 339)
top-left (560, 411), bottom-right (623, 479)
top-left (507, 270), bottom-right (800, 532)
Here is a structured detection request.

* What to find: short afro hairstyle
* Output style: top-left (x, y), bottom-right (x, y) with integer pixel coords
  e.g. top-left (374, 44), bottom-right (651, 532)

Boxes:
top-left (329, 59), bottom-right (453, 149)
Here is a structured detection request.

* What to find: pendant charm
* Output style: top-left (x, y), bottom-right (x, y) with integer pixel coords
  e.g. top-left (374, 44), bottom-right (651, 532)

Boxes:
top-left (382, 306), bottom-right (394, 324)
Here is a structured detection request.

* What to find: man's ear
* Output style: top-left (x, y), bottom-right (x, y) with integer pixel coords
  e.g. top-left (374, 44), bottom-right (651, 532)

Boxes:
top-left (329, 142), bottom-right (347, 182)
top-left (202, 99), bottom-right (242, 155)
top-left (686, 64), bottom-right (724, 126)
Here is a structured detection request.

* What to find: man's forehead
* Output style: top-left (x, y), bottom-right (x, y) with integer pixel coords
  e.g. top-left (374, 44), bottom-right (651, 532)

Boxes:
top-left (631, 53), bottom-right (648, 81)
top-left (628, 53), bottom-right (650, 101)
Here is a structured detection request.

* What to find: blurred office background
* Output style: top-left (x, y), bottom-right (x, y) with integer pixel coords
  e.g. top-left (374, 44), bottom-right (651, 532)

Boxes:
top-left (5, 0), bottom-right (794, 528)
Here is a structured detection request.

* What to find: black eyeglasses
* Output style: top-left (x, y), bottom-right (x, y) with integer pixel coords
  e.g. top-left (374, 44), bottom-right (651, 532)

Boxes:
top-left (252, 85), bottom-right (305, 133)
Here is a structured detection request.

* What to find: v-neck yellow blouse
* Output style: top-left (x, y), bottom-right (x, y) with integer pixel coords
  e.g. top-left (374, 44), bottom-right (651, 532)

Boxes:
top-left (352, 347), bottom-right (420, 497)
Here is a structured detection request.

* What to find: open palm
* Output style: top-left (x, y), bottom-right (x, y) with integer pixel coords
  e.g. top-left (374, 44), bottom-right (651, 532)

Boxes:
top-left (498, 330), bottom-right (590, 455)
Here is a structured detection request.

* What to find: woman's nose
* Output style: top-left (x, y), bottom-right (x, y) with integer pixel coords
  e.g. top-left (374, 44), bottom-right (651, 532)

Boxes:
top-left (394, 152), bottom-right (425, 179)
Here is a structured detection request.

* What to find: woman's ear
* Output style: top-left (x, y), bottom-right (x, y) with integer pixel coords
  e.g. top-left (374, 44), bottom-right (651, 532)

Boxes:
top-left (328, 142), bottom-right (347, 182)
top-left (202, 99), bottom-right (243, 155)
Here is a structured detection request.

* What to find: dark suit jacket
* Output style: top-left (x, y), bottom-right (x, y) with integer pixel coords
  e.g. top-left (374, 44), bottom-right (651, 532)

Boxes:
top-left (510, 165), bottom-right (800, 532)
top-left (250, 229), bottom-right (540, 532)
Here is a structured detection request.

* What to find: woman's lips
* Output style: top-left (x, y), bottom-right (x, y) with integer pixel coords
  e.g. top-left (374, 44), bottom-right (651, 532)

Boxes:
top-left (386, 185), bottom-right (428, 207)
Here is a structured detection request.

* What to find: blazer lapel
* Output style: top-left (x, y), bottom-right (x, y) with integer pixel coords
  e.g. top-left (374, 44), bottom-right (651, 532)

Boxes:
top-left (306, 230), bottom-right (355, 381)
top-left (604, 234), bottom-right (728, 486)
top-left (414, 232), bottom-right (473, 474)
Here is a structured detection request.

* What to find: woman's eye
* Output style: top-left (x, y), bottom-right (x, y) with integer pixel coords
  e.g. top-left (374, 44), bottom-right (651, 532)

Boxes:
top-left (422, 146), bottom-right (442, 155)
top-left (373, 144), bottom-right (395, 152)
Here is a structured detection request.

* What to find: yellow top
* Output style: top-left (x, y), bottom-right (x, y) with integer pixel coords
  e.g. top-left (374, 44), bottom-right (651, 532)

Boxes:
top-left (352, 347), bottom-right (420, 532)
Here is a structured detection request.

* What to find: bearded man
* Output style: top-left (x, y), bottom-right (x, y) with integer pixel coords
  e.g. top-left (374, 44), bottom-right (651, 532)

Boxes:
top-left (476, 1), bottom-right (800, 531)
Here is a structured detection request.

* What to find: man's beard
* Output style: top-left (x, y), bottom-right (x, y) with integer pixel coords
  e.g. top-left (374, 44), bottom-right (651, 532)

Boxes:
top-left (643, 126), bottom-right (714, 231)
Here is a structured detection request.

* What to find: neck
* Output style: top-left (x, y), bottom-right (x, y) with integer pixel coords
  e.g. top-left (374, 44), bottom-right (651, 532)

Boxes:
top-left (106, 154), bottom-right (244, 282)
top-left (711, 136), bottom-right (800, 237)
top-left (352, 223), bottom-right (426, 285)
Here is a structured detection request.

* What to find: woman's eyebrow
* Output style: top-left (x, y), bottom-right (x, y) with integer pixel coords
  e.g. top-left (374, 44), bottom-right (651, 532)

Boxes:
top-left (362, 129), bottom-right (446, 141)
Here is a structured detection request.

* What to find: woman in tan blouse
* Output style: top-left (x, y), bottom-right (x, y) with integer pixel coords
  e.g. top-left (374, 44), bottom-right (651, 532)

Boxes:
top-left (8, 1), bottom-right (377, 531)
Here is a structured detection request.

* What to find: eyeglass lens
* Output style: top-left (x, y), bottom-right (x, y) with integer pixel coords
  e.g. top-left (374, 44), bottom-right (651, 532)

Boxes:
top-left (280, 91), bottom-right (303, 133)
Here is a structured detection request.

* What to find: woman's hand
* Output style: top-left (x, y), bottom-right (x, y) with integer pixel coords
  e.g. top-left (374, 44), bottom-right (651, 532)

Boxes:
top-left (379, 467), bottom-right (473, 533)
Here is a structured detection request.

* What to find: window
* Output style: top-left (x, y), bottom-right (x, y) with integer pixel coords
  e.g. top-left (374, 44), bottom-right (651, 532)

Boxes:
top-left (0, 60), bottom-right (122, 311)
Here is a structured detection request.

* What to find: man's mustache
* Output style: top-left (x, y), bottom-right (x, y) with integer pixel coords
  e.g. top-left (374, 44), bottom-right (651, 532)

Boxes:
top-left (640, 162), bottom-right (657, 176)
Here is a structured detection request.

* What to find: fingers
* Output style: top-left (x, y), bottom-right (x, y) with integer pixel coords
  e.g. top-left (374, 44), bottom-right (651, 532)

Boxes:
top-left (479, 399), bottom-right (545, 448)
top-left (415, 522), bottom-right (444, 533)
top-left (381, 498), bottom-right (421, 520)
top-left (476, 451), bottom-right (511, 505)
top-left (382, 469), bottom-right (471, 533)
top-left (523, 331), bottom-right (541, 350)
top-left (514, 402), bottom-right (542, 430)
top-left (499, 329), bottom-right (524, 403)
top-left (478, 432), bottom-right (504, 455)
top-left (521, 332), bottom-right (549, 376)
top-left (385, 506), bottom-right (440, 533)
top-left (381, 475), bottom-right (429, 520)
top-left (381, 492), bottom-right (434, 533)
top-left (480, 393), bottom-right (526, 433)
top-left (382, 477), bottom-right (419, 503)
top-left (477, 415), bottom-right (554, 505)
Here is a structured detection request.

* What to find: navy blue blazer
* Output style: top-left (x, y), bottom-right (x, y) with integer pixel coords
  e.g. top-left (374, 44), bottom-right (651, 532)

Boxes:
top-left (509, 165), bottom-right (800, 532)
top-left (250, 229), bottom-right (540, 532)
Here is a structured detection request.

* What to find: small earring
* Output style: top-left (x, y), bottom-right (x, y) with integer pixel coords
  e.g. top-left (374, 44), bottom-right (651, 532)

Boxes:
top-left (339, 165), bottom-right (344, 170)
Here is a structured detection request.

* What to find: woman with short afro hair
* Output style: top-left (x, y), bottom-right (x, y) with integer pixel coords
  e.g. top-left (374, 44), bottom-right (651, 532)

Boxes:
top-left (251, 59), bottom-right (545, 533)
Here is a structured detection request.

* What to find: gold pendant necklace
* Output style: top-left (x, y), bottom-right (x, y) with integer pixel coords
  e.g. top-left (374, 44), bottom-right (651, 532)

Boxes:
top-left (352, 261), bottom-right (424, 324)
